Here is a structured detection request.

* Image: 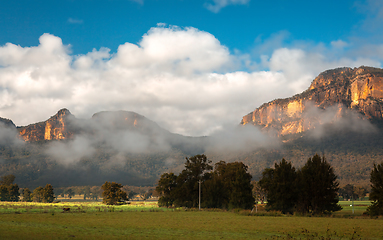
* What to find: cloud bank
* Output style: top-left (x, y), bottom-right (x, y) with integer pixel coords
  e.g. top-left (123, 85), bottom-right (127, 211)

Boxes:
top-left (0, 24), bottom-right (381, 136)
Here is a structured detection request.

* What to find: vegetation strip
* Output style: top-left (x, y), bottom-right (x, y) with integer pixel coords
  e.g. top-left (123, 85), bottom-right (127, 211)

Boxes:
top-left (0, 210), bottom-right (382, 239)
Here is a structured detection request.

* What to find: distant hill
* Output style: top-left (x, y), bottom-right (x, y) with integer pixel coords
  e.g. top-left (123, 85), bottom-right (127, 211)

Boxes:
top-left (0, 109), bottom-right (206, 188)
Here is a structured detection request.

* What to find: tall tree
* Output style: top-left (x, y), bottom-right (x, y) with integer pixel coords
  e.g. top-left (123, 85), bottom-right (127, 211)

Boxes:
top-left (297, 154), bottom-right (341, 214)
top-left (215, 161), bottom-right (254, 209)
top-left (66, 188), bottom-right (75, 199)
top-left (259, 159), bottom-right (297, 214)
top-left (156, 172), bottom-right (177, 207)
top-left (367, 162), bottom-right (383, 216)
top-left (0, 174), bottom-right (19, 202)
top-left (83, 186), bottom-right (91, 200)
top-left (43, 184), bottom-right (55, 203)
top-left (32, 184), bottom-right (54, 203)
top-left (101, 181), bottom-right (128, 205)
top-left (21, 188), bottom-right (32, 202)
top-left (0, 175), bottom-right (15, 185)
top-left (32, 187), bottom-right (44, 202)
top-left (173, 154), bottom-right (212, 207)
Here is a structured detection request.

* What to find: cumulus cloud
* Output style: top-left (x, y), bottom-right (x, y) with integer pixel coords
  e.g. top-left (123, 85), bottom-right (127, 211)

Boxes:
top-left (331, 40), bottom-right (348, 49)
top-left (263, 47), bottom-right (380, 93)
top-left (0, 25), bottom-right (382, 137)
top-left (204, 0), bottom-right (250, 13)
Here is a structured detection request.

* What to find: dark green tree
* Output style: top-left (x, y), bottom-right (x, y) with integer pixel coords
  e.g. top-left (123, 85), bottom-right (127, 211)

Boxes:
top-left (367, 162), bottom-right (383, 216)
top-left (43, 184), bottom-right (54, 203)
top-left (210, 161), bottom-right (254, 209)
top-left (259, 159), bottom-right (297, 214)
top-left (21, 188), bottom-right (32, 202)
top-left (90, 186), bottom-right (101, 200)
top-left (83, 186), bottom-right (91, 200)
top-left (296, 154), bottom-right (342, 214)
top-left (173, 154), bottom-right (213, 207)
top-left (128, 191), bottom-right (137, 200)
top-left (0, 174), bottom-right (16, 185)
top-left (32, 184), bottom-right (54, 203)
top-left (339, 184), bottom-right (354, 200)
top-left (0, 174), bottom-right (19, 202)
top-left (101, 181), bottom-right (128, 205)
top-left (0, 185), bottom-right (9, 201)
top-left (32, 187), bottom-right (44, 202)
top-left (66, 188), bottom-right (75, 199)
top-left (156, 155), bottom-right (254, 210)
top-left (156, 172), bottom-right (177, 207)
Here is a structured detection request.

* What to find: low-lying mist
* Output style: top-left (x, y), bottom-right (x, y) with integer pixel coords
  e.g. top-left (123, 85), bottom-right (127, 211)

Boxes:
top-left (303, 103), bottom-right (376, 139)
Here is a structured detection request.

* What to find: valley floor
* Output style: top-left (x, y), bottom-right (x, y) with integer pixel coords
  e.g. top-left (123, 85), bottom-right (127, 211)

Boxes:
top-left (0, 201), bottom-right (382, 239)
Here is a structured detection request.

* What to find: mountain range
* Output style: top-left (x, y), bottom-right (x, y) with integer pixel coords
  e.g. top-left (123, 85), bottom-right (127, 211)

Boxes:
top-left (1, 66), bottom-right (383, 188)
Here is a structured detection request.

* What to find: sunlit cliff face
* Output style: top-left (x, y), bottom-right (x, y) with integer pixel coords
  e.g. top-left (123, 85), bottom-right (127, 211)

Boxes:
top-left (242, 66), bottom-right (383, 136)
top-left (19, 109), bottom-right (72, 142)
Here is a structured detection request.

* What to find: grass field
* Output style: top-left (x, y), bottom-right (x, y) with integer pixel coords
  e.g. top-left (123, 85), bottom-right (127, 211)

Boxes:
top-left (0, 201), bottom-right (161, 214)
top-left (0, 201), bottom-right (382, 239)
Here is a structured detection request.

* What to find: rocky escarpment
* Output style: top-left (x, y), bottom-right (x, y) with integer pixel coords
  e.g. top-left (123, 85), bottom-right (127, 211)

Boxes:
top-left (241, 66), bottom-right (383, 136)
top-left (17, 109), bottom-right (75, 141)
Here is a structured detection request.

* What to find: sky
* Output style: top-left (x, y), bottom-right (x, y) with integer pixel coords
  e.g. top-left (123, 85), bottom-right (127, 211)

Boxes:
top-left (1, 0), bottom-right (383, 136)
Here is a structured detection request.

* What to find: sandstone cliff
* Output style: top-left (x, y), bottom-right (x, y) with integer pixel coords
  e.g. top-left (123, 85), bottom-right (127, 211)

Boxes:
top-left (18, 109), bottom-right (75, 141)
top-left (241, 66), bottom-right (383, 136)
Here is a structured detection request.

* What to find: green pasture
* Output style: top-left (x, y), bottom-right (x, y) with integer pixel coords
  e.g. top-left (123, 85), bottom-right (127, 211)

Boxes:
top-left (0, 201), bottom-right (162, 214)
top-left (336, 201), bottom-right (372, 216)
top-left (0, 201), bottom-right (382, 239)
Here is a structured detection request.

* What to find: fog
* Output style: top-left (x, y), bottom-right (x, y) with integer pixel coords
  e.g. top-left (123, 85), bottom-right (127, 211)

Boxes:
top-left (0, 122), bottom-right (24, 147)
top-left (303, 103), bottom-right (376, 139)
top-left (44, 111), bottom-right (174, 165)
top-left (40, 102), bottom-right (379, 167)
top-left (206, 124), bottom-right (280, 153)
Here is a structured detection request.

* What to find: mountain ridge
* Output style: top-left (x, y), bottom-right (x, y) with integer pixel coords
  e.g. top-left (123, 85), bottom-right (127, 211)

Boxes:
top-left (241, 66), bottom-right (383, 137)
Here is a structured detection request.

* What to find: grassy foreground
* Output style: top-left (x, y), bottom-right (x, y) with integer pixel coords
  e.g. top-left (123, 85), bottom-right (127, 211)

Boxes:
top-left (0, 201), bottom-right (382, 239)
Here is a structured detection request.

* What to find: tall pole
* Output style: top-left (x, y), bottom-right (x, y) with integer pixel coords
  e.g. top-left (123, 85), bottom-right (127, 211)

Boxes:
top-left (352, 195), bottom-right (354, 214)
top-left (199, 180), bottom-right (201, 211)
top-left (352, 186), bottom-right (354, 214)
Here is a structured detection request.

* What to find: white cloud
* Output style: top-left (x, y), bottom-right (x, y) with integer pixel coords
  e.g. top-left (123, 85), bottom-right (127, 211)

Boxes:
top-left (204, 0), bottom-right (250, 13)
top-left (68, 18), bottom-right (83, 24)
top-left (331, 40), bottom-right (348, 49)
top-left (0, 25), bottom-right (382, 136)
top-left (264, 47), bottom-right (380, 93)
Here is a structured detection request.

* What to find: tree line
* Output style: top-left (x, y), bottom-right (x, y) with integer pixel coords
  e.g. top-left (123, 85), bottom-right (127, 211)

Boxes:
top-left (1, 154), bottom-right (383, 217)
top-left (258, 154), bottom-right (341, 214)
top-left (155, 154), bottom-right (383, 216)
top-left (0, 175), bottom-right (54, 203)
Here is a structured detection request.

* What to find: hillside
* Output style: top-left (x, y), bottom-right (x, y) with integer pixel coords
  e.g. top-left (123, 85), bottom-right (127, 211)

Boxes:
top-left (236, 66), bottom-right (383, 185)
top-left (0, 110), bottom-right (205, 188)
